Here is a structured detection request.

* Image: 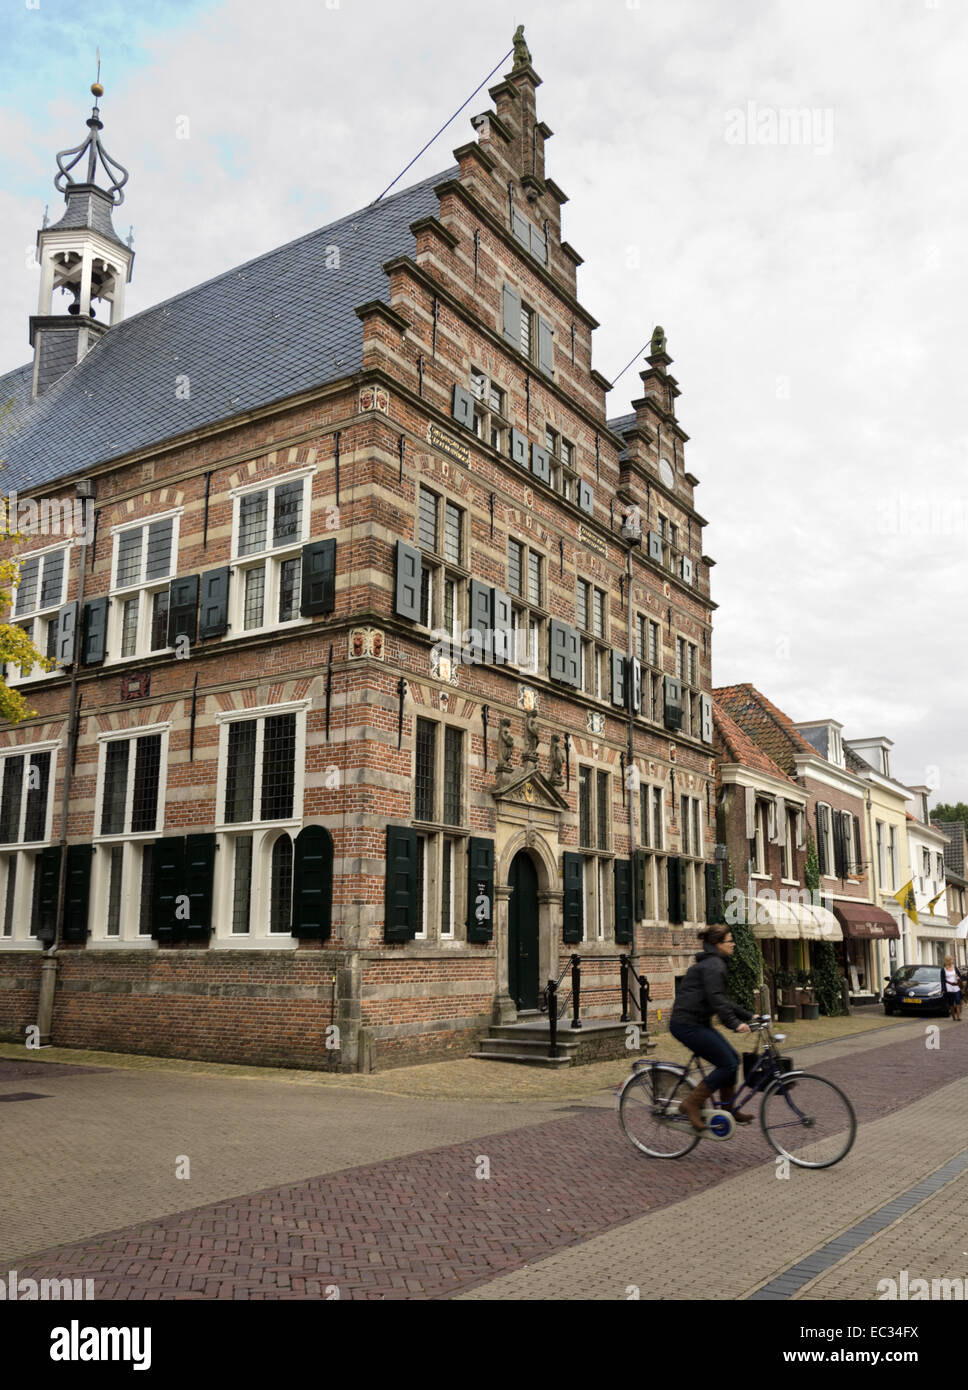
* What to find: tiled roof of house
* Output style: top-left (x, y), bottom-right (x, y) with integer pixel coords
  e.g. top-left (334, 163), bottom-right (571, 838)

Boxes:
top-left (712, 699), bottom-right (798, 785)
top-left (0, 168), bottom-right (453, 495)
top-left (712, 683), bottom-right (819, 776)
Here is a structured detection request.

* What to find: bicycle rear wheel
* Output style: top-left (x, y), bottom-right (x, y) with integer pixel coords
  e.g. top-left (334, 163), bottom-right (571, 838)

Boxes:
top-left (760, 1072), bottom-right (856, 1168)
top-left (619, 1063), bottom-right (701, 1159)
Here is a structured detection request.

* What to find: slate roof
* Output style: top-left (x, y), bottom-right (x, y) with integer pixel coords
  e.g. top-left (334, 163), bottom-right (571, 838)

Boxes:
top-left (933, 819), bottom-right (968, 876)
top-left (713, 683), bottom-right (820, 777)
top-left (47, 187), bottom-right (129, 251)
top-left (712, 699), bottom-right (798, 786)
top-left (0, 167), bottom-right (454, 495)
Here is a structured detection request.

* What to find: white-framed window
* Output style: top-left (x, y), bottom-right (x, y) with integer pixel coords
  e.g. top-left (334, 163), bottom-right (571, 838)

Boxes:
top-left (577, 581), bottom-right (609, 698)
top-left (107, 511), bottom-right (181, 661)
top-left (0, 849), bottom-right (47, 946)
top-left (888, 825), bottom-right (898, 891)
top-left (754, 801), bottom-right (769, 875)
top-left (213, 702), bottom-right (308, 944)
top-left (420, 486), bottom-right (466, 647)
top-left (506, 537), bottom-right (545, 674)
top-left (0, 742), bottom-right (58, 847)
top-left (8, 543), bottom-right (70, 683)
top-left (876, 820), bottom-right (886, 887)
top-left (89, 725), bottom-right (170, 944)
top-left (412, 717), bottom-right (466, 941)
top-left (470, 368), bottom-right (507, 452)
top-left (230, 471), bottom-right (312, 637)
top-left (781, 809), bottom-right (797, 881)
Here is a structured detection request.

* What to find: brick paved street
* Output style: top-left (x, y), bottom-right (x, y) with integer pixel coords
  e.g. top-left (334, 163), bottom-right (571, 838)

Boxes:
top-left (2, 1017), bottom-right (968, 1300)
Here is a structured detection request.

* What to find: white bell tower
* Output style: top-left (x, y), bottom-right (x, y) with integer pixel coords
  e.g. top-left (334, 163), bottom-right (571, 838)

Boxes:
top-left (30, 75), bottom-right (134, 398)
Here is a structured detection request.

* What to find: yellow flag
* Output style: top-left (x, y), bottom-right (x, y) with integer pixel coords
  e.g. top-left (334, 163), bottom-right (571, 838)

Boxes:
top-left (894, 879), bottom-right (918, 925)
top-left (926, 887), bottom-right (946, 917)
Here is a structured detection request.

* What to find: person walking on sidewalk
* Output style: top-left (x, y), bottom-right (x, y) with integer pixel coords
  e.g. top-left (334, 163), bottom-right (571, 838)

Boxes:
top-left (669, 926), bottom-right (754, 1131)
top-left (942, 955), bottom-right (963, 1022)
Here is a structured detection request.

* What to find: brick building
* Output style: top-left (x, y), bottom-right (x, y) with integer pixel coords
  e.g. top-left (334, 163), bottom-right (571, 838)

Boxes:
top-left (712, 699), bottom-right (839, 1008)
top-left (714, 687), bottom-right (899, 1003)
top-left (0, 41), bottom-right (718, 1070)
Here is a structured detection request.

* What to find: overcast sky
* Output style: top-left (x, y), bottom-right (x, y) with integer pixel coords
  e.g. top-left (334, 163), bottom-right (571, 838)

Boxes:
top-left (2, 0), bottom-right (965, 803)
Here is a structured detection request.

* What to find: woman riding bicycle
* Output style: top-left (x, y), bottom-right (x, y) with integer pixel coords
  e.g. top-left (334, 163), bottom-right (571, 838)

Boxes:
top-left (670, 925), bottom-right (754, 1131)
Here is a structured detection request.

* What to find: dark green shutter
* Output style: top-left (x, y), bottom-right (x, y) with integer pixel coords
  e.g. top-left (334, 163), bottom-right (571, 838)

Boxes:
top-left (511, 207), bottom-right (530, 247)
top-left (629, 657), bottom-right (642, 714)
top-left (199, 566), bottom-right (230, 638)
top-left (509, 429), bottom-right (528, 469)
top-left (469, 581), bottom-right (494, 664)
top-left (562, 851), bottom-right (583, 943)
top-left (502, 285), bottom-right (521, 349)
top-left (493, 590), bottom-right (511, 667)
top-left (63, 844), bottom-right (94, 943)
top-left (466, 837), bottom-right (494, 942)
top-left (663, 676), bottom-right (683, 731)
top-left (35, 845), bottom-right (61, 940)
top-left (395, 540), bottom-right (422, 622)
top-left (577, 481), bottom-right (594, 515)
top-left (531, 442), bottom-right (550, 484)
top-left (853, 816), bottom-right (862, 875)
top-left (550, 620), bottom-right (579, 687)
top-left (614, 859), bottom-right (633, 944)
top-left (833, 811), bottom-right (847, 878)
top-left (180, 833), bottom-right (216, 940)
top-left (300, 538), bottom-right (336, 617)
top-left (537, 316), bottom-right (554, 377)
top-left (292, 824), bottom-right (333, 939)
top-left (700, 693), bottom-right (713, 744)
top-left (816, 806), bottom-right (828, 874)
top-left (55, 601), bottom-right (78, 665)
top-left (167, 575), bottom-right (199, 645)
top-left (704, 862), bottom-right (724, 925)
top-left (610, 651), bottom-right (626, 706)
top-left (453, 384), bottom-right (475, 429)
top-left (81, 598), bottom-right (108, 665)
top-left (667, 856), bottom-right (687, 924)
top-left (385, 825), bottom-right (418, 942)
top-left (151, 835), bottom-right (185, 941)
top-left (633, 848), bottom-right (648, 920)
top-left (647, 531), bottom-right (663, 563)
top-left (530, 224), bottom-right (548, 264)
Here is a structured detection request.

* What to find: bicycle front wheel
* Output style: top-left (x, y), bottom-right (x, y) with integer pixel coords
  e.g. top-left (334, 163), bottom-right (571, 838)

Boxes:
top-left (619, 1063), bottom-right (701, 1159)
top-left (760, 1072), bottom-right (856, 1168)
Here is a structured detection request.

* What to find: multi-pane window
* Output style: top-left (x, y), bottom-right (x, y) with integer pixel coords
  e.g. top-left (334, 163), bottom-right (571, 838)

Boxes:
top-left (0, 749), bottom-right (54, 845)
top-left (577, 582), bottom-right (608, 699)
top-left (231, 474), bottom-right (309, 633)
top-left (418, 489), bottom-right (465, 646)
top-left (676, 637), bottom-right (699, 735)
top-left (99, 734), bottom-right (163, 836)
top-left (596, 770), bottom-right (610, 850)
top-left (507, 540), bottom-right (545, 673)
top-left (109, 516), bottom-right (178, 660)
top-left (412, 719), bottom-right (466, 941)
top-left (223, 714), bottom-right (296, 825)
top-left (578, 766), bottom-right (614, 941)
top-left (217, 707), bottom-right (306, 941)
top-left (680, 796), bottom-right (702, 859)
top-left (888, 826), bottom-right (898, 891)
top-left (652, 787), bottom-right (664, 850)
top-left (9, 546), bottom-right (68, 681)
top-left (542, 427), bottom-right (577, 498)
top-left (579, 767), bottom-right (592, 847)
top-left (520, 303), bottom-right (534, 360)
top-left (470, 368), bottom-right (507, 451)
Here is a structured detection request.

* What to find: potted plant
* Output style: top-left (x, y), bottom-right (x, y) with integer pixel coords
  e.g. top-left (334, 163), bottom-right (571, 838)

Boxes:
top-left (774, 969), bottom-right (798, 1022)
top-left (796, 969), bottom-right (819, 1020)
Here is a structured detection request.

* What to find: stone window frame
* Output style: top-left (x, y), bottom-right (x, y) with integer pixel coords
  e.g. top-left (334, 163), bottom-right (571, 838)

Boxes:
top-left (411, 712), bottom-right (469, 945)
top-left (0, 738), bottom-right (62, 951)
top-left (106, 507), bottom-right (183, 664)
top-left (228, 468), bottom-right (314, 640)
top-left (6, 540), bottom-right (71, 686)
top-left (469, 367), bottom-right (508, 454)
top-left (88, 723), bottom-right (172, 947)
top-left (418, 485), bottom-right (468, 650)
top-left (506, 537), bottom-right (547, 676)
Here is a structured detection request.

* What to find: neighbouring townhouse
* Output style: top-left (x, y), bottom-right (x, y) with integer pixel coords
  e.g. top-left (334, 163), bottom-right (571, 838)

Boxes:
top-left (712, 699), bottom-right (839, 1011)
top-left (0, 37), bottom-right (720, 1070)
top-left (931, 816), bottom-right (968, 966)
top-left (841, 737), bottom-right (914, 979)
top-left (714, 689), bottom-right (899, 1005)
top-left (903, 787), bottom-right (950, 965)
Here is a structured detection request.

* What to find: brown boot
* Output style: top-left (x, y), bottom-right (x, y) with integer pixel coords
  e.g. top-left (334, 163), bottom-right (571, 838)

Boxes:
top-left (680, 1080), bottom-right (713, 1132)
top-left (720, 1084), bottom-right (754, 1124)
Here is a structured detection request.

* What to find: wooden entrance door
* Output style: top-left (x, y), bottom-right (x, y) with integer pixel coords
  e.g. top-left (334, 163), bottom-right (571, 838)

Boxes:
top-left (508, 851), bottom-right (540, 1011)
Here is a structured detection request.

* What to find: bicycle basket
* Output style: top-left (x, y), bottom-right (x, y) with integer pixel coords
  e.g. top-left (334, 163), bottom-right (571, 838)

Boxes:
top-left (742, 1051), bottom-right (793, 1090)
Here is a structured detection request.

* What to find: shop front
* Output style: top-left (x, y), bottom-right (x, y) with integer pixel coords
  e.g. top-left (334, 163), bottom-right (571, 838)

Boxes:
top-left (831, 900), bottom-right (900, 1003)
top-left (751, 895), bottom-right (841, 1014)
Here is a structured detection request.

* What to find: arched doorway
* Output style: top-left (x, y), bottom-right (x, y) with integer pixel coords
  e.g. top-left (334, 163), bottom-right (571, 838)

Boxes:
top-left (508, 850), bottom-right (540, 1011)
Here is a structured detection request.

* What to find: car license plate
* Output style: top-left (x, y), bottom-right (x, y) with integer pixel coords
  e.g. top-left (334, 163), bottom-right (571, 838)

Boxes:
top-left (906, 997), bottom-right (920, 1003)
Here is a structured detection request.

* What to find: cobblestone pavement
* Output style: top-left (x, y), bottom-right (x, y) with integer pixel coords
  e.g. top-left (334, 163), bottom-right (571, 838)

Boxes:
top-left (3, 1018), bottom-right (966, 1299)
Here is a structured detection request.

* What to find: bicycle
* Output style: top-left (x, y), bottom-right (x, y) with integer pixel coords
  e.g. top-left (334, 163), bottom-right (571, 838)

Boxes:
top-left (618, 1014), bottom-right (856, 1168)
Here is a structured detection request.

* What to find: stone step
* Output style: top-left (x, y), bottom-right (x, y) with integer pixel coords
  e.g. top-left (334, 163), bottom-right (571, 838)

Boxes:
top-left (472, 1050), bottom-right (573, 1068)
top-left (475, 1034), bottom-right (581, 1056)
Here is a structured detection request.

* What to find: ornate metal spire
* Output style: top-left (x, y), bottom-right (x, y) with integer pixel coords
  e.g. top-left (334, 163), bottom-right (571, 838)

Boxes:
top-left (53, 70), bottom-right (129, 207)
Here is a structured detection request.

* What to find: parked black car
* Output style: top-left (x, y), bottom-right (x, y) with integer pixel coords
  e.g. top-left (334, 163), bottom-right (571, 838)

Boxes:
top-left (882, 965), bottom-right (950, 1016)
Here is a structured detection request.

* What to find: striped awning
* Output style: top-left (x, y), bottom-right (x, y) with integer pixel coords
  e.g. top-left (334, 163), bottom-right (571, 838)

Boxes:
top-left (751, 897), bottom-right (843, 942)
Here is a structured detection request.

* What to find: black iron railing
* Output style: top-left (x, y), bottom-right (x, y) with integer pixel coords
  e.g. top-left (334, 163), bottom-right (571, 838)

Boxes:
top-left (540, 953), bottom-right (651, 1058)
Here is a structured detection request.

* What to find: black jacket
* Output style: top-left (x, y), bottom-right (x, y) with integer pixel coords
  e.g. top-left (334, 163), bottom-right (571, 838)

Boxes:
top-left (670, 942), bottom-right (755, 1031)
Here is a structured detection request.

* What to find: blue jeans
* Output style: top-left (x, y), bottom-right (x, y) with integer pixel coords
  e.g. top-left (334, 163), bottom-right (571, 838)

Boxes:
top-left (670, 1022), bottom-right (739, 1093)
